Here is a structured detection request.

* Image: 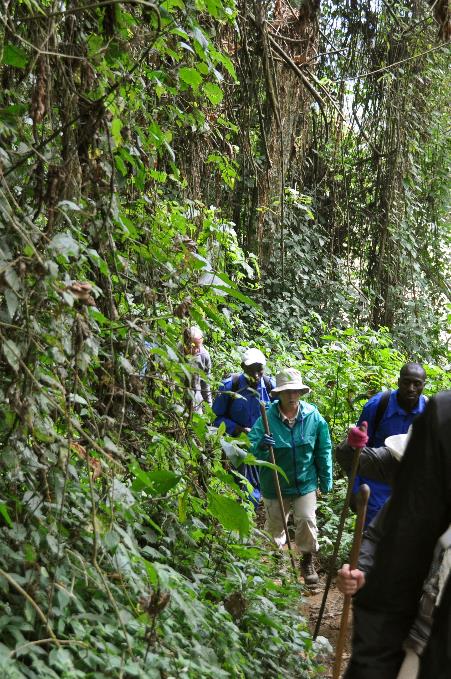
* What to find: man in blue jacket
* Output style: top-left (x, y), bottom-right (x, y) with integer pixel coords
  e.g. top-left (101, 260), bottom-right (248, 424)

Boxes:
top-left (249, 368), bottom-right (332, 584)
top-left (353, 362), bottom-right (427, 525)
top-left (212, 348), bottom-right (275, 504)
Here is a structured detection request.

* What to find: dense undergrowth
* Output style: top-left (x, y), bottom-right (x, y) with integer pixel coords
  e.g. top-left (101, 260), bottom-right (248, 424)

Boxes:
top-left (0, 1), bottom-right (449, 677)
top-left (0, 231), bottom-right (448, 677)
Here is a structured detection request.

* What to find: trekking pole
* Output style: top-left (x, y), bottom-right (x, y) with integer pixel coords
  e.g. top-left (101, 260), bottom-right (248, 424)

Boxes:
top-left (313, 423), bottom-right (367, 639)
top-left (332, 484), bottom-right (370, 679)
top-left (259, 402), bottom-right (298, 576)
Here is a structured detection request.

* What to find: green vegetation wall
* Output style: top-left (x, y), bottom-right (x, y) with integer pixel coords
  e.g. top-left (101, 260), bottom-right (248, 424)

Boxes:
top-left (177, 0), bottom-right (450, 355)
top-left (0, 0), bottom-right (449, 676)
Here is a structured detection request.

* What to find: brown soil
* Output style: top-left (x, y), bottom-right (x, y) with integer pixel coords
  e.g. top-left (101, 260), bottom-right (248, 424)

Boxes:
top-left (301, 573), bottom-right (352, 678)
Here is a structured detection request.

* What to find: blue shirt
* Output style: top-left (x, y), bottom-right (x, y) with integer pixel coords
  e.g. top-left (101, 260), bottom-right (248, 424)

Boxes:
top-left (212, 373), bottom-right (275, 435)
top-left (354, 389), bottom-right (427, 524)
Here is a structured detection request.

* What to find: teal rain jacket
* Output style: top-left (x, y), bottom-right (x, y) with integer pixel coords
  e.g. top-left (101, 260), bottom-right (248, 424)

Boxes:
top-left (248, 401), bottom-right (333, 499)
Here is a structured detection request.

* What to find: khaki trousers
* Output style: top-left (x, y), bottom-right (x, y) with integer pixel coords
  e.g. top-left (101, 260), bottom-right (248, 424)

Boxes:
top-left (263, 492), bottom-right (319, 554)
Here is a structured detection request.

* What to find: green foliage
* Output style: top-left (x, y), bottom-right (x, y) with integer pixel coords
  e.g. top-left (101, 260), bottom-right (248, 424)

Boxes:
top-left (207, 490), bottom-right (250, 537)
top-left (0, 1), bottom-right (322, 676)
top-left (317, 479), bottom-right (354, 563)
top-left (303, 0), bottom-right (451, 356)
top-left (2, 44), bottom-right (28, 68)
top-left (0, 1), bottom-right (449, 676)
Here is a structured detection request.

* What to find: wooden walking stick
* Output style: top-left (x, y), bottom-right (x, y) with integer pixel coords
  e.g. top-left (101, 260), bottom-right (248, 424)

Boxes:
top-left (332, 483), bottom-right (370, 679)
top-left (259, 402), bottom-right (298, 576)
top-left (313, 423), bottom-right (367, 639)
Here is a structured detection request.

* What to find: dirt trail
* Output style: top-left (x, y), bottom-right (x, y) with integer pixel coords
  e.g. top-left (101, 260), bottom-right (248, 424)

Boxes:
top-left (301, 574), bottom-right (352, 678)
top-left (258, 511), bottom-right (352, 676)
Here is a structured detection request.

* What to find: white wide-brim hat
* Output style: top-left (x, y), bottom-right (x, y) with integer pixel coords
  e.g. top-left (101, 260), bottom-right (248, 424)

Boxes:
top-left (271, 368), bottom-right (311, 395)
top-left (242, 347), bottom-right (266, 366)
top-left (385, 426), bottom-right (412, 461)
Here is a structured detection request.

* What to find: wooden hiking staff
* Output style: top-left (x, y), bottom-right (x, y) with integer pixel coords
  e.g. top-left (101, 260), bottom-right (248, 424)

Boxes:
top-left (259, 402), bottom-right (298, 576)
top-left (332, 483), bottom-right (370, 679)
top-left (313, 424), bottom-right (367, 639)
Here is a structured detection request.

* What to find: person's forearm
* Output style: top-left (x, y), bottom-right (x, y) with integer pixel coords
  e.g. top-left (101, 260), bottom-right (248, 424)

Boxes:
top-left (335, 440), bottom-right (354, 474)
top-left (213, 415), bottom-right (241, 435)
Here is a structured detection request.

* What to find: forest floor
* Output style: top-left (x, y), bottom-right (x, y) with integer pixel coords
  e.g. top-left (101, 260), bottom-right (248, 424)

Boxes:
top-left (257, 509), bottom-right (351, 676)
top-left (301, 572), bottom-right (352, 678)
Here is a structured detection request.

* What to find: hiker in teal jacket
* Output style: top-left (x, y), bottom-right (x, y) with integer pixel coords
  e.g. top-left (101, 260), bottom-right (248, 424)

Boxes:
top-left (249, 368), bottom-right (332, 584)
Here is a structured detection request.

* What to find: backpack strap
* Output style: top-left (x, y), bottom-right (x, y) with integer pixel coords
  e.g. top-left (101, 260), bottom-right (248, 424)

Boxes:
top-left (231, 373), bottom-right (240, 392)
top-left (374, 389), bottom-right (391, 434)
top-left (225, 373), bottom-right (241, 419)
top-left (263, 375), bottom-right (273, 396)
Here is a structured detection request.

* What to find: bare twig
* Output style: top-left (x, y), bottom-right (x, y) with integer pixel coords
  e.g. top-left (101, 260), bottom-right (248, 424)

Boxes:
top-left (0, 568), bottom-right (59, 644)
top-left (334, 43), bottom-right (447, 83)
top-left (10, 638), bottom-right (87, 658)
top-left (20, 0), bottom-right (160, 23)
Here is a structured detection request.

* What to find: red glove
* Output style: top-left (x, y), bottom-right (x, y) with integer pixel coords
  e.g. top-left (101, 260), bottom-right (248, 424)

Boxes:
top-left (347, 422), bottom-right (368, 448)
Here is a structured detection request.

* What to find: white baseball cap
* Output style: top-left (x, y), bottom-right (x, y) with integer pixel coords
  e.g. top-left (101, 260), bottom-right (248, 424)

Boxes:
top-left (242, 348), bottom-right (266, 366)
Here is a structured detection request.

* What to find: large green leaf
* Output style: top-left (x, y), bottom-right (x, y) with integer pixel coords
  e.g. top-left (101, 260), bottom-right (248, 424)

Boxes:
top-left (111, 118), bottom-right (123, 146)
top-left (211, 284), bottom-right (257, 307)
top-left (2, 44), bottom-right (28, 69)
top-left (0, 502), bottom-right (13, 529)
top-left (178, 67), bottom-right (203, 89)
top-left (207, 491), bottom-right (250, 537)
top-left (203, 82), bottom-right (223, 105)
top-left (130, 463), bottom-right (181, 495)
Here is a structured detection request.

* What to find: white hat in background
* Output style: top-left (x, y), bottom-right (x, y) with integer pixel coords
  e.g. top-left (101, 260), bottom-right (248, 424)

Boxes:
top-left (385, 426), bottom-right (412, 461)
top-left (242, 348), bottom-right (267, 366)
top-left (271, 368), bottom-right (311, 395)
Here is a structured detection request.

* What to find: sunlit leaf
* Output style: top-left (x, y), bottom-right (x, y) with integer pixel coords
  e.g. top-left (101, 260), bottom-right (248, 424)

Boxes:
top-left (203, 82), bottom-right (223, 105)
top-left (178, 66), bottom-right (203, 89)
top-left (207, 490), bottom-right (250, 537)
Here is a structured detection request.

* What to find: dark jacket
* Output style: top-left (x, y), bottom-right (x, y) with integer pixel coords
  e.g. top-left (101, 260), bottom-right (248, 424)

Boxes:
top-left (357, 501), bottom-right (388, 574)
top-left (344, 391), bottom-right (451, 679)
top-left (335, 440), bottom-right (398, 486)
top-left (339, 439), bottom-right (451, 657)
top-left (335, 441), bottom-right (395, 572)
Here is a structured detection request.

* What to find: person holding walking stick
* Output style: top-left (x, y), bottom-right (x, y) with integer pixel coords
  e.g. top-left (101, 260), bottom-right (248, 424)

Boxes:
top-left (249, 368), bottom-right (333, 585)
top-left (336, 422), bottom-right (451, 679)
top-left (344, 390), bottom-right (451, 679)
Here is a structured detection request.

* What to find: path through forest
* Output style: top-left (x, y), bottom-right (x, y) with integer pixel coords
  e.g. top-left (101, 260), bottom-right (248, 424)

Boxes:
top-left (266, 528), bottom-right (352, 677)
top-left (301, 574), bottom-right (352, 678)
